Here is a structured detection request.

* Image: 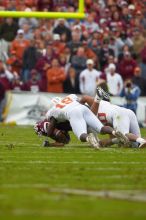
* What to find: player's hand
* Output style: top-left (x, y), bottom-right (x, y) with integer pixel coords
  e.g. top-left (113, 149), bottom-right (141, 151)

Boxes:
top-left (42, 140), bottom-right (50, 147)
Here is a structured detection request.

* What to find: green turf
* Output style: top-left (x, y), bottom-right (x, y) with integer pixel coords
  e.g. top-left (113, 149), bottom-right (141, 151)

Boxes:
top-left (0, 125), bottom-right (146, 220)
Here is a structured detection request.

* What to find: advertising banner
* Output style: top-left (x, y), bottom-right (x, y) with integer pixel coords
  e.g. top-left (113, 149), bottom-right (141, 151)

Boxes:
top-left (4, 92), bottom-right (146, 126)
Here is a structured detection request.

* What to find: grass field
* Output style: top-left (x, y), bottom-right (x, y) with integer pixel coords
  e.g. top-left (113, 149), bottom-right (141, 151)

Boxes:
top-left (0, 124), bottom-right (146, 220)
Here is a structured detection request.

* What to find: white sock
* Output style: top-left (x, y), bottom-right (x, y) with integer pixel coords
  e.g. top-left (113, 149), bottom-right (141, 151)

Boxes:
top-left (86, 136), bottom-right (89, 142)
top-left (136, 137), bottom-right (145, 144)
top-left (112, 130), bottom-right (116, 136)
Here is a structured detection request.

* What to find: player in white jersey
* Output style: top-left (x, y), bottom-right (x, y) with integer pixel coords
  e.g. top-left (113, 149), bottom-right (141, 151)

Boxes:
top-left (45, 94), bottom-right (128, 149)
top-left (80, 87), bottom-right (146, 148)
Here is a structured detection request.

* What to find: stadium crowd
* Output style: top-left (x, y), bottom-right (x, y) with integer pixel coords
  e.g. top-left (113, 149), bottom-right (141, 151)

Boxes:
top-left (0, 0), bottom-right (146, 120)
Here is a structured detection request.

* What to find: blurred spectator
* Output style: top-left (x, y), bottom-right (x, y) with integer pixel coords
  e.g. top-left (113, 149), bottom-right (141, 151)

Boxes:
top-left (106, 63), bottom-right (123, 96)
top-left (53, 18), bottom-right (71, 42)
top-left (6, 0), bottom-right (17, 11)
top-left (10, 29), bottom-right (30, 61)
top-left (88, 38), bottom-right (101, 58)
top-left (46, 58), bottom-right (66, 93)
top-left (0, 37), bottom-right (9, 63)
top-left (63, 67), bottom-right (80, 94)
top-left (35, 45), bottom-right (55, 73)
top-left (21, 24), bottom-right (34, 40)
top-left (134, 10), bottom-right (146, 30)
top-left (0, 81), bottom-right (6, 121)
top-left (67, 31), bottom-right (82, 56)
top-left (18, 9), bottom-right (39, 30)
top-left (58, 53), bottom-right (70, 73)
top-left (0, 61), bottom-right (14, 90)
top-left (104, 55), bottom-right (117, 73)
top-left (11, 72), bottom-right (24, 91)
top-left (108, 37), bottom-right (117, 57)
top-left (35, 39), bottom-right (46, 55)
top-left (63, 46), bottom-right (72, 63)
top-left (120, 2), bottom-right (132, 26)
top-left (0, 18), bottom-right (18, 42)
top-left (23, 69), bottom-right (43, 92)
top-left (0, 0), bottom-right (145, 99)
top-left (83, 41), bottom-right (97, 63)
top-left (118, 44), bottom-right (137, 62)
top-left (84, 15), bottom-right (99, 33)
top-left (6, 50), bottom-right (22, 74)
top-left (0, 18), bottom-right (18, 63)
top-left (120, 79), bottom-right (141, 114)
top-left (72, 24), bottom-right (82, 40)
top-left (139, 40), bottom-right (146, 79)
top-left (52, 34), bottom-right (66, 56)
top-left (37, 0), bottom-right (53, 11)
top-left (98, 39), bottom-right (115, 69)
top-left (132, 66), bottom-right (146, 96)
top-left (132, 28), bottom-right (145, 56)
top-left (113, 32), bottom-right (133, 58)
top-left (71, 47), bottom-right (87, 74)
top-left (118, 51), bottom-right (137, 80)
top-left (79, 59), bottom-right (101, 97)
top-left (22, 39), bottom-right (41, 82)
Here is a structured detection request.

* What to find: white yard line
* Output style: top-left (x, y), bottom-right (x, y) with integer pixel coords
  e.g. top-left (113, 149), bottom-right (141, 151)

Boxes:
top-left (0, 184), bottom-right (146, 202)
top-left (49, 188), bottom-right (146, 202)
top-left (0, 141), bottom-right (85, 147)
top-left (11, 209), bottom-right (73, 217)
top-left (0, 166), bottom-right (146, 171)
top-left (1, 140), bottom-right (146, 152)
top-left (1, 160), bottom-right (146, 164)
top-left (0, 150), bottom-right (146, 154)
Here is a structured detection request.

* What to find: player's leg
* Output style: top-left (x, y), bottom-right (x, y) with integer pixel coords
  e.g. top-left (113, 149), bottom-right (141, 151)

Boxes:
top-left (68, 108), bottom-right (100, 148)
top-left (112, 111), bottom-right (146, 148)
top-left (82, 105), bottom-right (129, 144)
top-left (127, 110), bottom-right (146, 147)
top-left (128, 109), bottom-right (141, 136)
top-left (111, 112), bottom-right (130, 145)
top-left (87, 86), bottom-right (110, 114)
top-left (99, 137), bottom-right (120, 147)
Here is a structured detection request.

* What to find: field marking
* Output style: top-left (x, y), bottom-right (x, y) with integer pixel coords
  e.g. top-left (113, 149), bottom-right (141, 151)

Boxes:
top-left (49, 188), bottom-right (146, 202)
top-left (0, 208), bottom-right (73, 217)
top-left (0, 184), bottom-right (146, 202)
top-left (0, 140), bottom-right (86, 147)
top-left (0, 150), bottom-right (146, 154)
top-left (1, 160), bottom-right (146, 165)
top-left (1, 183), bottom-right (145, 191)
top-left (0, 167), bottom-right (146, 171)
top-left (1, 140), bottom-right (146, 151)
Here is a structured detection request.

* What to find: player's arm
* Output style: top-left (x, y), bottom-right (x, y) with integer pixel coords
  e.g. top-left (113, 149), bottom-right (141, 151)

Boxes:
top-left (79, 95), bottom-right (94, 106)
top-left (80, 95), bottom-right (99, 115)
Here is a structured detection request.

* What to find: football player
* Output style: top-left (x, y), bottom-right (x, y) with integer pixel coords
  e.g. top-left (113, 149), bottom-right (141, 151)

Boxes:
top-left (34, 119), bottom-right (72, 147)
top-left (80, 87), bottom-right (146, 148)
top-left (45, 94), bottom-right (129, 149)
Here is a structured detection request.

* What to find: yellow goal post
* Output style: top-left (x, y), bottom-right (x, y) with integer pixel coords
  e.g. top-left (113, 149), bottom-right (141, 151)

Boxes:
top-left (0, 0), bottom-right (85, 19)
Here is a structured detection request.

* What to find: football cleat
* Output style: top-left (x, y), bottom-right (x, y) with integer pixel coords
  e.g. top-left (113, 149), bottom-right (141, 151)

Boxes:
top-left (87, 133), bottom-right (100, 149)
top-left (139, 141), bottom-right (146, 149)
top-left (114, 130), bottom-right (130, 146)
top-left (96, 87), bottom-right (110, 101)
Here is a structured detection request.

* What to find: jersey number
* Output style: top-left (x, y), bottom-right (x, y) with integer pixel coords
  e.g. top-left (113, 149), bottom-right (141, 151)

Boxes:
top-left (56, 97), bottom-right (73, 109)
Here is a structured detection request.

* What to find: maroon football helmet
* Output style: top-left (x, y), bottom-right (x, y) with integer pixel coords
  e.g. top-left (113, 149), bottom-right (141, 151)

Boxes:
top-left (34, 119), bottom-right (49, 136)
top-left (34, 119), bottom-right (71, 144)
